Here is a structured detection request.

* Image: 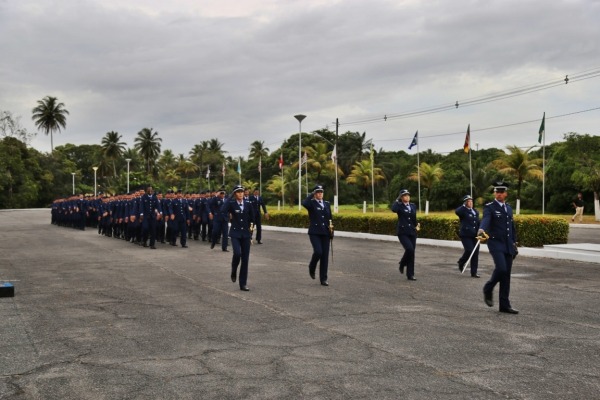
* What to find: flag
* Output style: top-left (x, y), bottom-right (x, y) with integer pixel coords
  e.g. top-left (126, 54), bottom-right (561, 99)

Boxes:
top-left (205, 166), bottom-right (210, 179)
top-left (258, 157), bottom-right (262, 173)
top-left (370, 142), bottom-right (374, 164)
top-left (331, 144), bottom-right (337, 162)
top-left (464, 124), bottom-right (470, 153)
top-left (301, 151), bottom-right (308, 166)
top-left (279, 153), bottom-right (284, 170)
top-left (222, 162), bottom-right (226, 176)
top-left (538, 112), bottom-right (545, 144)
top-left (237, 158), bottom-right (242, 174)
top-left (408, 131), bottom-right (418, 150)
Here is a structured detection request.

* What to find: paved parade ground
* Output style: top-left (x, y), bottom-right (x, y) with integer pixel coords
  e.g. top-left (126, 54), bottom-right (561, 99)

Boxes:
top-left (1, 209), bottom-right (599, 399)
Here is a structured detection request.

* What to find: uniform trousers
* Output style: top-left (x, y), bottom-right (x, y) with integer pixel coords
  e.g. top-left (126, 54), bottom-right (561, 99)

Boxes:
top-left (483, 251), bottom-right (513, 310)
top-left (398, 234), bottom-right (416, 278)
top-left (309, 234), bottom-right (330, 282)
top-left (231, 236), bottom-right (251, 287)
top-left (458, 236), bottom-right (479, 274)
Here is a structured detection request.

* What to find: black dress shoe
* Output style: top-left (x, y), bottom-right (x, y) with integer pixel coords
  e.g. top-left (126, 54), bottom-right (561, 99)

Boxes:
top-left (407, 277), bottom-right (417, 281)
top-left (257, 241), bottom-right (262, 244)
top-left (471, 273), bottom-right (480, 278)
top-left (458, 261), bottom-right (464, 272)
top-left (240, 286), bottom-right (249, 291)
top-left (150, 245), bottom-right (156, 249)
top-left (181, 245), bottom-right (188, 248)
top-left (231, 272), bottom-right (236, 283)
top-left (222, 249), bottom-right (229, 252)
top-left (484, 290), bottom-right (493, 307)
top-left (499, 307), bottom-right (519, 314)
top-left (320, 281), bottom-right (329, 286)
top-left (398, 262), bottom-right (404, 275)
top-left (309, 267), bottom-right (316, 280)
top-left (210, 243), bottom-right (215, 249)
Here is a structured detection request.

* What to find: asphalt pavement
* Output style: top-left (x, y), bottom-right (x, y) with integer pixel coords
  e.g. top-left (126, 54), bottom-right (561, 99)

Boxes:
top-left (1, 209), bottom-right (599, 399)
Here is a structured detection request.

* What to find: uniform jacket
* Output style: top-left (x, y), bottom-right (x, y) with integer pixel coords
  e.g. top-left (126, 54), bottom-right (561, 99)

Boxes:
top-left (141, 193), bottom-right (162, 219)
top-left (455, 205), bottom-right (480, 238)
top-left (302, 194), bottom-right (333, 236)
top-left (480, 200), bottom-right (518, 255)
top-left (249, 195), bottom-right (268, 217)
top-left (221, 197), bottom-right (255, 239)
top-left (169, 197), bottom-right (190, 222)
top-left (391, 200), bottom-right (418, 236)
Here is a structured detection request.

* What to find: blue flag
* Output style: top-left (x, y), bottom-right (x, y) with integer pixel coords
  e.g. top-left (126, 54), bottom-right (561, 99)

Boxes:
top-left (408, 131), bottom-right (418, 150)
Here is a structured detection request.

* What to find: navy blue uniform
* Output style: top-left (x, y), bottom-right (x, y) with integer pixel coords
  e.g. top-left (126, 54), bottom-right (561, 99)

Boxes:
top-left (222, 196), bottom-right (255, 289)
top-left (480, 200), bottom-right (518, 310)
top-left (141, 193), bottom-right (162, 248)
top-left (302, 193), bottom-right (333, 284)
top-left (169, 196), bottom-right (190, 247)
top-left (209, 195), bottom-right (229, 250)
top-left (391, 200), bottom-right (418, 280)
top-left (249, 193), bottom-right (268, 243)
top-left (455, 204), bottom-right (480, 275)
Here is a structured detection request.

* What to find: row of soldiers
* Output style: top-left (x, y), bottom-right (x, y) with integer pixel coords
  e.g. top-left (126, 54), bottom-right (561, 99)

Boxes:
top-left (50, 185), bottom-right (269, 249)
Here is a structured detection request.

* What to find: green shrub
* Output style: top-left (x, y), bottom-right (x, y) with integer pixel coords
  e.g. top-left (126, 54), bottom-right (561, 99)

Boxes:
top-left (265, 211), bottom-right (569, 247)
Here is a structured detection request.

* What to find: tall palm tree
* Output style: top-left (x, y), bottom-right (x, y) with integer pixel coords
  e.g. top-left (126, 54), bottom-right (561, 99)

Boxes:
top-left (134, 128), bottom-right (162, 175)
top-left (249, 140), bottom-right (269, 161)
top-left (31, 96), bottom-right (69, 153)
top-left (346, 159), bottom-right (386, 197)
top-left (158, 149), bottom-right (177, 172)
top-left (189, 141), bottom-right (210, 172)
top-left (409, 162), bottom-right (444, 201)
top-left (101, 131), bottom-right (127, 177)
top-left (490, 145), bottom-right (543, 200)
top-left (305, 142), bottom-right (343, 184)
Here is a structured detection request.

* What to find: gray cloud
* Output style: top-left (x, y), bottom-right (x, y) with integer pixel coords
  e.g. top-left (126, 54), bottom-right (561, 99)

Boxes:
top-left (1, 0), bottom-right (599, 157)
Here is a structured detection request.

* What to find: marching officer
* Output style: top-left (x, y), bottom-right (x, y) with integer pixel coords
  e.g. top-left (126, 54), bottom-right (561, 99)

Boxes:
top-left (209, 188), bottom-right (229, 251)
top-left (249, 188), bottom-right (269, 244)
top-left (222, 185), bottom-right (255, 291)
top-left (478, 181), bottom-right (519, 314)
top-left (391, 189), bottom-right (419, 281)
top-left (169, 189), bottom-right (190, 248)
top-left (302, 185), bottom-right (333, 286)
top-left (455, 194), bottom-right (480, 277)
top-left (140, 185), bottom-right (162, 249)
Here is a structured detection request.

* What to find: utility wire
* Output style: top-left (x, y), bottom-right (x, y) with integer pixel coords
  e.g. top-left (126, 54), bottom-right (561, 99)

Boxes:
top-left (338, 67), bottom-right (600, 128)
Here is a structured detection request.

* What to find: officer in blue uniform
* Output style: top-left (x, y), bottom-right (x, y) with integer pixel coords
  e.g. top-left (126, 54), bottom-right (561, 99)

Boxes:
top-left (455, 194), bottom-right (480, 277)
top-left (478, 181), bottom-right (519, 314)
top-left (391, 189), bottom-right (419, 281)
top-left (209, 188), bottom-right (229, 251)
top-left (169, 189), bottom-right (190, 247)
top-left (303, 185), bottom-right (333, 286)
top-left (140, 185), bottom-right (162, 249)
top-left (221, 185), bottom-right (255, 291)
top-left (249, 189), bottom-right (269, 244)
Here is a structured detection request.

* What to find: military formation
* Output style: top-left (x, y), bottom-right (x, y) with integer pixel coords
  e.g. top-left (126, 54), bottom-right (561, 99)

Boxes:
top-left (52, 181), bottom-right (520, 314)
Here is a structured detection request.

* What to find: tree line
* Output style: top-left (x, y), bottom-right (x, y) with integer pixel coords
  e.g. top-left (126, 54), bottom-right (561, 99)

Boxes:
top-left (1, 99), bottom-right (599, 214)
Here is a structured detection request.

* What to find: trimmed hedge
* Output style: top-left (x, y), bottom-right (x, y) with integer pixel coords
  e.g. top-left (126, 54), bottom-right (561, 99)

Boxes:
top-left (265, 211), bottom-right (569, 247)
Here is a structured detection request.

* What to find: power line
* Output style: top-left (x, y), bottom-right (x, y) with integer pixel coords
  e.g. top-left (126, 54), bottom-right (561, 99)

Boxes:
top-left (338, 66), bottom-right (600, 128)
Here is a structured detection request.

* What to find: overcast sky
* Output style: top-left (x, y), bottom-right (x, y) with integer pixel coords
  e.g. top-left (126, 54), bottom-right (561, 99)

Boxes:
top-left (1, 0), bottom-right (599, 160)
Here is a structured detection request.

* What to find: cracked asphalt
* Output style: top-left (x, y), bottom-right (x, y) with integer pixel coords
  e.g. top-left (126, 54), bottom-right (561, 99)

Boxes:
top-left (1, 209), bottom-right (599, 399)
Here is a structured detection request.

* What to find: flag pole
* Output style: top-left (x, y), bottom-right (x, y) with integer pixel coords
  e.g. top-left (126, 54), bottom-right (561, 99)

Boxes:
top-left (334, 118), bottom-right (339, 213)
top-left (259, 156), bottom-right (262, 195)
top-left (468, 125), bottom-right (473, 198)
top-left (417, 139), bottom-right (421, 213)
top-left (539, 112), bottom-right (546, 215)
top-left (370, 143), bottom-right (375, 213)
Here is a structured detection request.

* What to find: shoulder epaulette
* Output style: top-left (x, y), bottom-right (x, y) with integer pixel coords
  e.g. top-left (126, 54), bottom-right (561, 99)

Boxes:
top-left (485, 201), bottom-right (493, 206)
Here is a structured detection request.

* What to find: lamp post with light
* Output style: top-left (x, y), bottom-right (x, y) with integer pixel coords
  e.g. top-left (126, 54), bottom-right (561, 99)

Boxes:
top-left (294, 114), bottom-right (306, 211)
top-left (125, 158), bottom-right (132, 193)
top-left (92, 167), bottom-right (98, 197)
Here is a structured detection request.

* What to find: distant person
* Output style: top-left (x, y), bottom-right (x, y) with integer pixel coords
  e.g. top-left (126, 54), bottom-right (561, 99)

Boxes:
top-left (478, 181), bottom-right (519, 314)
top-left (391, 189), bottom-right (419, 281)
top-left (455, 195), bottom-right (480, 278)
top-left (572, 192), bottom-right (585, 223)
top-left (249, 188), bottom-right (269, 244)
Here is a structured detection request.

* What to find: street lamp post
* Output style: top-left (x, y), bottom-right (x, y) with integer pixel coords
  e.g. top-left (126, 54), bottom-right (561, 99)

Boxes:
top-left (71, 172), bottom-right (76, 195)
top-left (294, 114), bottom-right (306, 211)
top-left (125, 158), bottom-right (132, 193)
top-left (92, 167), bottom-right (98, 197)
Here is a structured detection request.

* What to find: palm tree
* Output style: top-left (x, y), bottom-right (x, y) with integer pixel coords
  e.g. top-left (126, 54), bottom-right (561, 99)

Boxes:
top-left (305, 142), bottom-right (343, 184)
top-left (490, 145), bottom-right (543, 200)
top-left (346, 159), bottom-right (386, 197)
top-left (189, 141), bottom-right (210, 172)
top-left (249, 140), bottom-right (269, 161)
top-left (101, 131), bottom-right (127, 177)
top-left (31, 96), bottom-right (69, 153)
top-left (158, 149), bottom-right (177, 172)
top-left (134, 128), bottom-right (162, 175)
top-left (409, 162), bottom-right (444, 201)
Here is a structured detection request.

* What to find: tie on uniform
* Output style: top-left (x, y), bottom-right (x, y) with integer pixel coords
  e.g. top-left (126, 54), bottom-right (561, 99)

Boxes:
top-left (239, 202), bottom-right (244, 211)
